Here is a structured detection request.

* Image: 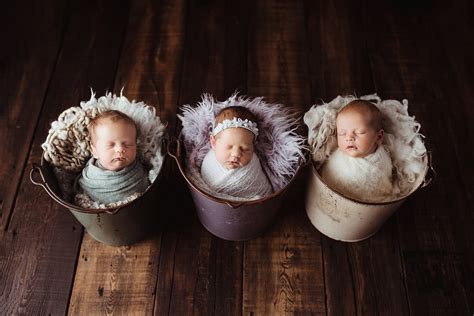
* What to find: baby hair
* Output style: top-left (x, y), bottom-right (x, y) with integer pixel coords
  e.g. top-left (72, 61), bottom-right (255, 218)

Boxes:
top-left (215, 106), bottom-right (258, 126)
top-left (88, 110), bottom-right (138, 143)
top-left (338, 100), bottom-right (383, 131)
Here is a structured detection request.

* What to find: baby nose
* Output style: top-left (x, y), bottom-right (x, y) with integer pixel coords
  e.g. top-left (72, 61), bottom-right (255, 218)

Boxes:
top-left (345, 133), bottom-right (355, 141)
top-left (231, 148), bottom-right (241, 158)
top-left (115, 146), bottom-right (126, 153)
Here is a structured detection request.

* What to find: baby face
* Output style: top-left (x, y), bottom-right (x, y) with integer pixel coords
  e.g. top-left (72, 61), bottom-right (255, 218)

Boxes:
top-left (211, 127), bottom-right (255, 169)
top-left (336, 110), bottom-right (383, 158)
top-left (90, 120), bottom-right (137, 171)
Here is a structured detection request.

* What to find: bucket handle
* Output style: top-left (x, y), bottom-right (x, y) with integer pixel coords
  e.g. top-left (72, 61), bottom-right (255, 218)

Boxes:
top-left (30, 163), bottom-right (122, 215)
top-left (167, 136), bottom-right (180, 161)
top-left (421, 151), bottom-right (436, 188)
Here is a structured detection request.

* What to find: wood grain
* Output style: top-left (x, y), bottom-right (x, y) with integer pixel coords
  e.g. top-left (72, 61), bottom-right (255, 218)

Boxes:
top-left (68, 0), bottom-right (186, 314)
top-left (0, 0), bottom-right (66, 230)
top-left (154, 1), bottom-right (248, 314)
top-left (306, 0), bottom-right (410, 314)
top-left (364, 1), bottom-right (472, 313)
top-left (0, 0), bottom-right (129, 313)
top-left (243, 1), bottom-right (325, 314)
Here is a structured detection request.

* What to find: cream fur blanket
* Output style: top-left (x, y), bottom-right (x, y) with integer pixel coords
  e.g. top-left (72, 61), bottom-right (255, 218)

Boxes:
top-left (322, 146), bottom-right (393, 202)
top-left (304, 94), bottom-right (428, 200)
top-left (201, 150), bottom-right (273, 199)
top-left (41, 91), bottom-right (166, 208)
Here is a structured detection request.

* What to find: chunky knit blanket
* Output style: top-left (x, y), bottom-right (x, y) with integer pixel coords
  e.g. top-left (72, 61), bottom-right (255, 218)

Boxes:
top-left (41, 91), bottom-right (166, 208)
top-left (304, 94), bottom-right (428, 199)
top-left (178, 93), bottom-right (306, 201)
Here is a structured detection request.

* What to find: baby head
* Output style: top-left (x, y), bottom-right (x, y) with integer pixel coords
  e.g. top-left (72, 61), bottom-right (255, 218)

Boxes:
top-left (210, 106), bottom-right (258, 169)
top-left (336, 100), bottom-right (384, 158)
top-left (88, 110), bottom-right (138, 171)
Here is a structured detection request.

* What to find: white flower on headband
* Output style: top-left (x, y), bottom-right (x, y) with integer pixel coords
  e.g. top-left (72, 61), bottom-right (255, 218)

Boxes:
top-left (212, 117), bottom-right (259, 137)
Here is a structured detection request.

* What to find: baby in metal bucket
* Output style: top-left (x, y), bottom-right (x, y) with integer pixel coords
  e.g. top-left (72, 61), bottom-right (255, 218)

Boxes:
top-left (200, 106), bottom-right (273, 199)
top-left (322, 100), bottom-right (393, 202)
top-left (75, 110), bottom-right (150, 204)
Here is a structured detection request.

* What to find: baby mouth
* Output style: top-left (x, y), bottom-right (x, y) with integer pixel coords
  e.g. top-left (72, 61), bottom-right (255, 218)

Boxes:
top-left (113, 157), bottom-right (126, 162)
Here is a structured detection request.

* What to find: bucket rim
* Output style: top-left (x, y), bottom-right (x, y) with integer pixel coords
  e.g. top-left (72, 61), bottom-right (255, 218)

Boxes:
top-left (30, 153), bottom-right (168, 214)
top-left (310, 154), bottom-right (430, 206)
top-left (169, 135), bottom-right (305, 209)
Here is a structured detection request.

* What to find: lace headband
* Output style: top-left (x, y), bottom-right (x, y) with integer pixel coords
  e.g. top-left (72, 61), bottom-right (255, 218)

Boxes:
top-left (212, 117), bottom-right (259, 137)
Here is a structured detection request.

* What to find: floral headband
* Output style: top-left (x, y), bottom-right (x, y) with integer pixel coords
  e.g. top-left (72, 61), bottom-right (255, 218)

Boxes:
top-left (212, 117), bottom-right (259, 137)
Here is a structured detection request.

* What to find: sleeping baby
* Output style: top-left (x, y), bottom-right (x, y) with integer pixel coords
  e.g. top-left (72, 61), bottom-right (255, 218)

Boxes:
top-left (322, 100), bottom-right (393, 202)
top-left (200, 106), bottom-right (273, 199)
top-left (75, 110), bottom-right (150, 204)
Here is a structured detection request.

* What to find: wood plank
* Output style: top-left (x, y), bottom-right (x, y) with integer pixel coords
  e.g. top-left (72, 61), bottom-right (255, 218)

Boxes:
top-left (306, 1), bottom-right (411, 315)
top-left (364, 1), bottom-right (472, 313)
top-left (154, 1), bottom-right (249, 315)
top-left (67, 0), bottom-right (186, 315)
top-left (433, 1), bottom-right (474, 310)
top-left (0, 0), bottom-right (66, 230)
top-left (0, 0), bottom-right (129, 314)
top-left (243, 1), bottom-right (325, 314)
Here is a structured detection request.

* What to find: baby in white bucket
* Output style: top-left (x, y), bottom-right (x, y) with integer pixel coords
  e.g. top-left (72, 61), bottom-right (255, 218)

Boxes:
top-left (75, 110), bottom-right (150, 204)
top-left (200, 106), bottom-right (273, 199)
top-left (322, 100), bottom-right (393, 202)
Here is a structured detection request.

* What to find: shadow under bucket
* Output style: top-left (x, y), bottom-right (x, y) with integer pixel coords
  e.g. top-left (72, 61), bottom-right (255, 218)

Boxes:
top-left (30, 155), bottom-right (167, 246)
top-left (169, 137), bottom-right (302, 241)
top-left (305, 157), bottom-right (432, 242)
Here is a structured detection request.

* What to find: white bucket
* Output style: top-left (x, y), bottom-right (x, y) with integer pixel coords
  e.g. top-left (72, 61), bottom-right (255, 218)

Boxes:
top-left (305, 158), bottom-right (431, 242)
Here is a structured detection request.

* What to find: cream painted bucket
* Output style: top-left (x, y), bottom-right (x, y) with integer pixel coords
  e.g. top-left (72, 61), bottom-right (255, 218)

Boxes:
top-left (305, 158), bottom-right (432, 242)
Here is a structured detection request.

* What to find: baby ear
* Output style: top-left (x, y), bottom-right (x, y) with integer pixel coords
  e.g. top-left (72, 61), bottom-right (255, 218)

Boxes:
top-left (90, 143), bottom-right (99, 158)
top-left (210, 134), bottom-right (216, 149)
top-left (377, 129), bottom-right (384, 144)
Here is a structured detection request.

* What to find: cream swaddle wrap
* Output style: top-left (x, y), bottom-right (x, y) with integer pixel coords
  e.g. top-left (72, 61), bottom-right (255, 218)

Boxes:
top-left (201, 150), bottom-right (272, 199)
top-left (322, 146), bottom-right (393, 202)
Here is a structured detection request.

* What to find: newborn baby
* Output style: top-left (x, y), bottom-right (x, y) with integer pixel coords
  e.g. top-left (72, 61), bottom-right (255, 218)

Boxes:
top-left (75, 110), bottom-right (150, 204)
top-left (322, 100), bottom-right (393, 202)
top-left (200, 106), bottom-right (273, 199)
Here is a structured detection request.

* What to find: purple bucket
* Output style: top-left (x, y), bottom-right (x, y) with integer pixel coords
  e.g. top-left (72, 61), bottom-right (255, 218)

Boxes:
top-left (169, 136), bottom-right (302, 241)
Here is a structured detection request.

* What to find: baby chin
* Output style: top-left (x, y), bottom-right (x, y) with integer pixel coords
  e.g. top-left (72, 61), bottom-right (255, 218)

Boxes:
top-left (225, 161), bottom-right (242, 169)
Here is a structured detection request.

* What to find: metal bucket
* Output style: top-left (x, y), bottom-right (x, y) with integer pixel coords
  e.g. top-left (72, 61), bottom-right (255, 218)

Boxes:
top-left (305, 157), bottom-right (432, 242)
top-left (169, 137), bottom-right (303, 241)
top-left (30, 153), bottom-right (167, 246)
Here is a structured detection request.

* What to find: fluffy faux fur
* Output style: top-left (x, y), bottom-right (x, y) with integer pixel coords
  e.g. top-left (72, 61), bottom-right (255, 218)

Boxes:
top-left (304, 94), bottom-right (428, 199)
top-left (178, 93), bottom-right (306, 200)
top-left (42, 90), bottom-right (166, 208)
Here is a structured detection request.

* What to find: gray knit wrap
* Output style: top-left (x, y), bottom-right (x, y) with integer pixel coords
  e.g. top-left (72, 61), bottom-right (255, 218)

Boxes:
top-left (75, 158), bottom-right (150, 204)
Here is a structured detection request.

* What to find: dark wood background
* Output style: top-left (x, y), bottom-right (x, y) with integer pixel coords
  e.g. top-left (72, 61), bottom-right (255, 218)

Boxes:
top-left (1, 0), bottom-right (473, 314)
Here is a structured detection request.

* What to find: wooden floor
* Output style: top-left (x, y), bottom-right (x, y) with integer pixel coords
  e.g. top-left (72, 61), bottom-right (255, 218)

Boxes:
top-left (1, 0), bottom-right (473, 314)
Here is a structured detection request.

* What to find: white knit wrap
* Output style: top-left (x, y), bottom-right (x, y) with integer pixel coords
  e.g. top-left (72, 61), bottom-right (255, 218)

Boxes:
top-left (200, 151), bottom-right (272, 199)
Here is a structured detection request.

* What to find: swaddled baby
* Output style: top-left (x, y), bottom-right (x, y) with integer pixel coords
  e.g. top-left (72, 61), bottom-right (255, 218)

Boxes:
top-left (201, 106), bottom-right (273, 199)
top-left (322, 100), bottom-right (393, 202)
top-left (75, 110), bottom-right (149, 204)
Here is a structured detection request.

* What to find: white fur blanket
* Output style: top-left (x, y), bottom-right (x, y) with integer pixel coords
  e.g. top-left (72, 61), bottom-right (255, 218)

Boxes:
top-left (178, 93), bottom-right (306, 201)
top-left (322, 146), bottom-right (393, 202)
top-left (41, 90), bottom-right (166, 208)
top-left (201, 150), bottom-right (273, 199)
top-left (304, 94), bottom-right (427, 199)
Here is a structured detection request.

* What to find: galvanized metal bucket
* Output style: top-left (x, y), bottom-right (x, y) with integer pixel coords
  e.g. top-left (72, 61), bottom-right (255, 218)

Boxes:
top-left (305, 156), bottom-right (432, 242)
top-left (169, 136), bottom-right (303, 241)
top-left (30, 153), bottom-right (167, 246)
